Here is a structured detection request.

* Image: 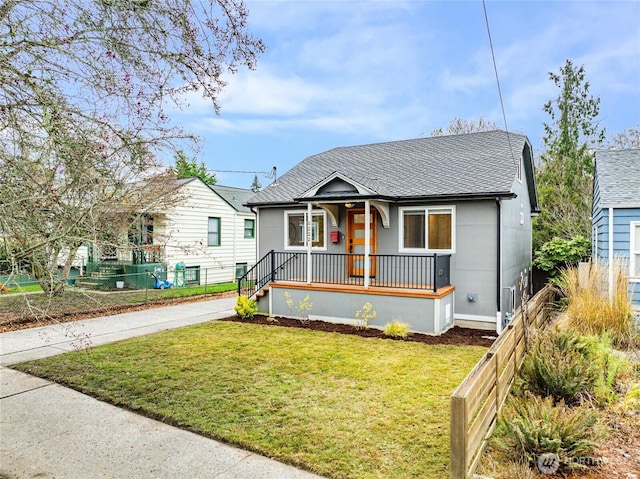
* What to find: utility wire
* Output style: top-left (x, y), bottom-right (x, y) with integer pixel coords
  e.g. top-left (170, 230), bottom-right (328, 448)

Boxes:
top-left (207, 166), bottom-right (278, 183)
top-left (482, 0), bottom-right (518, 168)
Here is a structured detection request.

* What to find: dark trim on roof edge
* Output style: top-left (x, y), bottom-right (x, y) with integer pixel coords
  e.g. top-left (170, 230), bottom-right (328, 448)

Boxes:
top-left (246, 191), bottom-right (518, 208)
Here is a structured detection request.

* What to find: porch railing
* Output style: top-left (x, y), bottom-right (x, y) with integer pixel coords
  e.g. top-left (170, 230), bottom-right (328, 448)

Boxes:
top-left (238, 251), bottom-right (451, 298)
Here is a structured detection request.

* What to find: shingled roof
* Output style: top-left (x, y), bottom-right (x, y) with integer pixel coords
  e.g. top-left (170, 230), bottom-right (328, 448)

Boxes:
top-left (210, 185), bottom-right (254, 213)
top-left (594, 149), bottom-right (640, 207)
top-left (247, 130), bottom-right (536, 207)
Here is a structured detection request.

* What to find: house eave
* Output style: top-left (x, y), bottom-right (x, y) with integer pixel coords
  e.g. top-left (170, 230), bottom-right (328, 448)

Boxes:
top-left (395, 192), bottom-right (517, 203)
top-left (293, 194), bottom-right (394, 203)
top-left (247, 192), bottom-right (517, 208)
top-left (597, 203), bottom-right (640, 209)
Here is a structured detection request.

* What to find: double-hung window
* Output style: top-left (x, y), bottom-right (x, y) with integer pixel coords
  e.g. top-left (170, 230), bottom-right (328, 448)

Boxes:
top-left (399, 206), bottom-right (455, 253)
top-left (244, 219), bottom-right (255, 238)
top-left (208, 217), bottom-right (221, 246)
top-left (285, 210), bottom-right (326, 250)
top-left (631, 222), bottom-right (640, 280)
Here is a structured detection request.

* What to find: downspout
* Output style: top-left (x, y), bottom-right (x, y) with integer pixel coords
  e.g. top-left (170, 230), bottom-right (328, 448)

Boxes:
top-left (364, 200), bottom-right (371, 289)
top-left (608, 207), bottom-right (614, 301)
top-left (496, 198), bottom-right (503, 334)
top-left (250, 206), bottom-right (259, 265)
top-left (232, 211), bottom-right (237, 282)
top-left (307, 202), bottom-right (313, 284)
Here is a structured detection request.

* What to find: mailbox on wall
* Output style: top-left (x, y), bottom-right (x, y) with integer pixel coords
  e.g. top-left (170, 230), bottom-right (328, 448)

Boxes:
top-left (330, 230), bottom-right (340, 244)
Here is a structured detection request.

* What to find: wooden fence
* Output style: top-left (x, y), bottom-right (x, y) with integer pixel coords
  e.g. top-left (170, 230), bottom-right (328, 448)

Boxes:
top-left (450, 284), bottom-right (555, 479)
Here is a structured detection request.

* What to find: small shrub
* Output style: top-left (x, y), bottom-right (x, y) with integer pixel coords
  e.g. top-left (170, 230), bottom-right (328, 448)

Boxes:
top-left (519, 330), bottom-right (627, 405)
top-left (234, 294), bottom-right (258, 319)
top-left (560, 261), bottom-right (636, 347)
top-left (533, 236), bottom-right (590, 279)
top-left (493, 392), bottom-right (602, 472)
top-left (624, 382), bottom-right (640, 411)
top-left (383, 320), bottom-right (411, 338)
top-left (354, 302), bottom-right (376, 329)
top-left (284, 291), bottom-right (313, 323)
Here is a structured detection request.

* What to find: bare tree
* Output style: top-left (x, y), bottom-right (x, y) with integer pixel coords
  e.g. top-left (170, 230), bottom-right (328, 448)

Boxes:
top-left (0, 0), bottom-right (264, 294)
top-left (430, 117), bottom-right (499, 137)
top-left (606, 125), bottom-right (640, 150)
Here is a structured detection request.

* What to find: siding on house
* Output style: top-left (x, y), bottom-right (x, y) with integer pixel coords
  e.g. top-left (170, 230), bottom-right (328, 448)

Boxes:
top-left (256, 200), bottom-right (506, 325)
top-left (592, 149), bottom-right (640, 307)
top-left (156, 179), bottom-right (256, 284)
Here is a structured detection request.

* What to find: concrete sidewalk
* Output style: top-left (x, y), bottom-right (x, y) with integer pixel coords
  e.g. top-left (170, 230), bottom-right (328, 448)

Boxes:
top-left (0, 297), bottom-right (324, 479)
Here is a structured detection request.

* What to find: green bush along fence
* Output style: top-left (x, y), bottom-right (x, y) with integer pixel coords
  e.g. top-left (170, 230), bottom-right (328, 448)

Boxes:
top-left (450, 284), bottom-right (555, 479)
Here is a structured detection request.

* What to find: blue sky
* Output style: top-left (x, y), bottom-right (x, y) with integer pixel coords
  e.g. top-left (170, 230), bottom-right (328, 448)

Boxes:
top-left (171, 0), bottom-right (640, 189)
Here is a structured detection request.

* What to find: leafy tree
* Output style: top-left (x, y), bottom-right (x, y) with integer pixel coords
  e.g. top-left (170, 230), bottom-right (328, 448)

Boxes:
top-left (534, 60), bottom-right (605, 251)
top-left (430, 117), bottom-right (499, 136)
top-left (250, 174), bottom-right (262, 193)
top-left (175, 151), bottom-right (217, 184)
top-left (0, 1), bottom-right (264, 295)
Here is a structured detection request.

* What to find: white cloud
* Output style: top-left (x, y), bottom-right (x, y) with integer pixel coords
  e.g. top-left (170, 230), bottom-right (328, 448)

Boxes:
top-left (173, 0), bottom-right (639, 169)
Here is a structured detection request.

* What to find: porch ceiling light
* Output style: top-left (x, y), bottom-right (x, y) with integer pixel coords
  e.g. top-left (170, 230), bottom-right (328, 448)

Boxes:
top-left (345, 202), bottom-right (355, 208)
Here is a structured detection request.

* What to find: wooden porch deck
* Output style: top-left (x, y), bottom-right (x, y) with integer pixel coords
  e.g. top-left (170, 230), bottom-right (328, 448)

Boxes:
top-left (269, 280), bottom-right (455, 299)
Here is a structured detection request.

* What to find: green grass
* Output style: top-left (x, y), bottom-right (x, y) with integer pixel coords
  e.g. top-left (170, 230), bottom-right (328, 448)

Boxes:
top-left (13, 321), bottom-right (486, 479)
top-left (0, 282), bottom-right (237, 326)
top-left (1, 283), bottom-right (42, 294)
top-left (120, 282), bottom-right (237, 302)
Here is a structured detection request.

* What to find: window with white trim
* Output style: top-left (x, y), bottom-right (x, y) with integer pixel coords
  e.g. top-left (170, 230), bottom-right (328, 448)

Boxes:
top-left (631, 222), bottom-right (640, 280)
top-left (399, 206), bottom-right (455, 253)
top-left (285, 210), bottom-right (326, 250)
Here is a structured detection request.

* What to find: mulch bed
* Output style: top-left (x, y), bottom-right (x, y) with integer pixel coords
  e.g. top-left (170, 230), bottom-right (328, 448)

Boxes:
top-left (220, 314), bottom-right (496, 347)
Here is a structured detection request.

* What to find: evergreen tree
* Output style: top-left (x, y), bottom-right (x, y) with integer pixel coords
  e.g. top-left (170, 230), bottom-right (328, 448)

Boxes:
top-left (534, 60), bottom-right (605, 251)
top-left (175, 152), bottom-right (217, 185)
top-left (250, 174), bottom-right (262, 193)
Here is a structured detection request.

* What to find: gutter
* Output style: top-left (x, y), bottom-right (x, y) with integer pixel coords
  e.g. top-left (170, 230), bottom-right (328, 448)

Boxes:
top-left (248, 191), bottom-right (518, 208)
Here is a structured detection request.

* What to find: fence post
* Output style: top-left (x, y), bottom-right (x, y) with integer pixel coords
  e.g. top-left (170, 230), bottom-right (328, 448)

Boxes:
top-left (204, 268), bottom-right (208, 294)
top-left (450, 395), bottom-right (467, 479)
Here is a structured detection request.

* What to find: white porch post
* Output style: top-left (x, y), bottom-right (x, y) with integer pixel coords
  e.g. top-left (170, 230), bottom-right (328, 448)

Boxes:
top-left (364, 200), bottom-right (370, 289)
top-left (307, 202), bottom-right (313, 284)
top-left (608, 207), bottom-right (614, 301)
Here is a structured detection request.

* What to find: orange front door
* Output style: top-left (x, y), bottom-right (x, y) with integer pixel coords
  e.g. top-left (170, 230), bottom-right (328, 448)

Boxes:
top-left (347, 209), bottom-right (376, 277)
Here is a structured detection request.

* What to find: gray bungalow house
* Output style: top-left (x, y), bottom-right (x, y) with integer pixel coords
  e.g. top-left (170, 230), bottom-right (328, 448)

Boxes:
top-left (242, 130), bottom-right (539, 334)
top-left (592, 148), bottom-right (640, 308)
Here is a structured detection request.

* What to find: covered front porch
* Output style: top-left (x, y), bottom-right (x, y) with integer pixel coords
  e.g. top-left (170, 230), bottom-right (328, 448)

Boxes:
top-left (238, 250), bottom-right (454, 334)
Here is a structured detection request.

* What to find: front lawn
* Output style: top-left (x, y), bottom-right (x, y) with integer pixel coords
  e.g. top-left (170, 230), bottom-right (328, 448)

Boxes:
top-left (13, 321), bottom-right (486, 479)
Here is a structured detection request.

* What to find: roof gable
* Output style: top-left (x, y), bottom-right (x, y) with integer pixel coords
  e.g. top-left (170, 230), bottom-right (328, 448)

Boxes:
top-left (300, 171), bottom-right (376, 199)
top-left (248, 130), bottom-right (537, 209)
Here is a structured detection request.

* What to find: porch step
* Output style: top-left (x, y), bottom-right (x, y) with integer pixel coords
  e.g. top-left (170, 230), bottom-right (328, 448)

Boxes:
top-left (256, 287), bottom-right (270, 298)
top-left (75, 279), bottom-right (101, 289)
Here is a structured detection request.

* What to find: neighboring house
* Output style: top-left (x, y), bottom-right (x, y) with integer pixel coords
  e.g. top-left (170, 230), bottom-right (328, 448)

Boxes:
top-left (592, 148), bottom-right (640, 308)
top-left (88, 178), bottom-right (256, 287)
top-left (243, 130), bottom-right (539, 334)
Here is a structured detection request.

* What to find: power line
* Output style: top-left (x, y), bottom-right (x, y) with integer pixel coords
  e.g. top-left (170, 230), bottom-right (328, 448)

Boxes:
top-left (207, 166), bottom-right (277, 181)
top-left (482, 0), bottom-right (518, 168)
